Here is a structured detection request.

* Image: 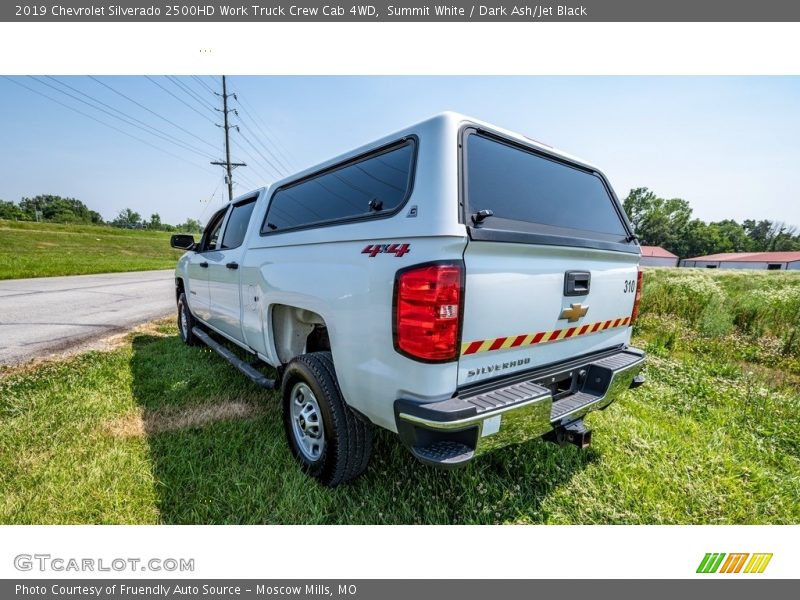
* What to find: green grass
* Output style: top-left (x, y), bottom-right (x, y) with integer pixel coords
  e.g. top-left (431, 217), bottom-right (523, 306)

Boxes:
top-left (0, 220), bottom-right (184, 279)
top-left (1, 270), bottom-right (799, 524)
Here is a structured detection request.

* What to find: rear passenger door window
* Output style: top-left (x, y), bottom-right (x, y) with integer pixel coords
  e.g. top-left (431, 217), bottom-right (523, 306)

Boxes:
top-left (262, 139), bottom-right (416, 233)
top-left (221, 198), bottom-right (257, 249)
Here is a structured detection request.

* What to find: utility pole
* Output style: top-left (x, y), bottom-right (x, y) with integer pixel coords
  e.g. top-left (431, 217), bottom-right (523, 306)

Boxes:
top-left (211, 75), bottom-right (245, 202)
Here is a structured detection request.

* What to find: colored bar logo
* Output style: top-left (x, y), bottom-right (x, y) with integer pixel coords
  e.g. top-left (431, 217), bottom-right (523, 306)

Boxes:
top-left (697, 553), bottom-right (772, 574)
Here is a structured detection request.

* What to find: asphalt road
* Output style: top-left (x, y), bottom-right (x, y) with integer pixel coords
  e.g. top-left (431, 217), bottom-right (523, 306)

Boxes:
top-left (0, 270), bottom-right (176, 365)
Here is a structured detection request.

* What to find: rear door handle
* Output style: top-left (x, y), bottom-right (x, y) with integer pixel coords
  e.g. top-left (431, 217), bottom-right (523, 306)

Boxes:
top-left (226, 262), bottom-right (239, 270)
top-left (199, 261), bottom-right (209, 268)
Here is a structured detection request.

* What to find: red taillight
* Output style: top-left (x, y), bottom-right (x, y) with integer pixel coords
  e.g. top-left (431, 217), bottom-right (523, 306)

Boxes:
top-left (394, 262), bottom-right (463, 362)
top-left (630, 268), bottom-right (644, 325)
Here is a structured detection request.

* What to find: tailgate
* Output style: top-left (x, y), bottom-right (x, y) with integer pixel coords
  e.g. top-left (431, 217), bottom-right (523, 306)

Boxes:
top-left (459, 242), bottom-right (638, 386)
top-left (458, 126), bottom-right (641, 386)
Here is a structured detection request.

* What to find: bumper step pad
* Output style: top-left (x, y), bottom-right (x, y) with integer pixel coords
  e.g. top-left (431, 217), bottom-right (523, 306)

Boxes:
top-left (551, 391), bottom-right (598, 421)
top-left (463, 381), bottom-right (551, 414)
top-left (412, 441), bottom-right (474, 465)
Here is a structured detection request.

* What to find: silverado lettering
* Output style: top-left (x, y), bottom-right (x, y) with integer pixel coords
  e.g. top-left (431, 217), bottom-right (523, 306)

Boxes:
top-left (467, 358), bottom-right (531, 377)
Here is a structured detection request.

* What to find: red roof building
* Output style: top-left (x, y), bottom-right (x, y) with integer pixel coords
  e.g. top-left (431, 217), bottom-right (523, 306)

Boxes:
top-left (682, 251), bottom-right (800, 271)
top-left (640, 246), bottom-right (679, 267)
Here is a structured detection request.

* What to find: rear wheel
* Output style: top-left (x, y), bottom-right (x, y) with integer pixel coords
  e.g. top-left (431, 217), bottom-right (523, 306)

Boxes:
top-left (282, 351), bottom-right (372, 486)
top-left (177, 292), bottom-right (200, 346)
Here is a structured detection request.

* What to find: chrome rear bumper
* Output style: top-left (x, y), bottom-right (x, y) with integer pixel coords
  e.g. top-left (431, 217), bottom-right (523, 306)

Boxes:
top-left (394, 347), bottom-right (645, 467)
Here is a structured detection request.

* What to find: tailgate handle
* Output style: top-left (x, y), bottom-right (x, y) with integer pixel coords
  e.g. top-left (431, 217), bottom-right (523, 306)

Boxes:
top-left (564, 271), bottom-right (591, 296)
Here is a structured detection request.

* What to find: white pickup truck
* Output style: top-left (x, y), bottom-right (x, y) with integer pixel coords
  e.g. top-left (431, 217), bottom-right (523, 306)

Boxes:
top-left (170, 112), bottom-right (645, 486)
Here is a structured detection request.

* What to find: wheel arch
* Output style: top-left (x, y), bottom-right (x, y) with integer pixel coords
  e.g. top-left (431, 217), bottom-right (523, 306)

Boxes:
top-left (175, 276), bottom-right (185, 304)
top-left (270, 304), bottom-right (331, 365)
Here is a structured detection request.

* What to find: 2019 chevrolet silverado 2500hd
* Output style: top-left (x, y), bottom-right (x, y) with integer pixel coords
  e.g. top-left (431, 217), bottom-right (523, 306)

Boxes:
top-left (170, 113), bottom-right (645, 486)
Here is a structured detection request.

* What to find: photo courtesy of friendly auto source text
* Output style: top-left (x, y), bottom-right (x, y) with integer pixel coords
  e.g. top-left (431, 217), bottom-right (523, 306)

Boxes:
top-left (0, 0), bottom-right (798, 592)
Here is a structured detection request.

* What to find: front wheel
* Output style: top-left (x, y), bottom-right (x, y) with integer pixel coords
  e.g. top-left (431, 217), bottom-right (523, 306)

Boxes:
top-left (177, 292), bottom-right (200, 346)
top-left (282, 352), bottom-right (372, 487)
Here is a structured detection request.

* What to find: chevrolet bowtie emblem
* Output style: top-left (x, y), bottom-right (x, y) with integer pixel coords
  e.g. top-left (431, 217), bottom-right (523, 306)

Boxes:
top-left (559, 303), bottom-right (589, 322)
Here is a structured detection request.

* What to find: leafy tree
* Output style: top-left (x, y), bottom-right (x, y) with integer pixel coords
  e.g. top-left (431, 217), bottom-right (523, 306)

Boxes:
top-left (622, 187), bottom-right (692, 255)
top-left (147, 213), bottom-right (162, 230)
top-left (111, 208), bottom-right (142, 229)
top-left (0, 200), bottom-right (28, 221)
top-left (765, 221), bottom-right (799, 251)
top-left (176, 218), bottom-right (202, 233)
top-left (707, 219), bottom-right (751, 253)
top-left (742, 219), bottom-right (800, 251)
top-left (625, 189), bottom-right (800, 258)
top-left (680, 219), bottom-right (715, 259)
top-left (18, 195), bottom-right (102, 224)
top-left (622, 187), bottom-right (658, 233)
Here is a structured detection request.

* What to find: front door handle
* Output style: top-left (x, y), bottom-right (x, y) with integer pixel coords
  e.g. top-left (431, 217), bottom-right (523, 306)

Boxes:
top-left (199, 261), bottom-right (209, 268)
top-left (226, 262), bottom-right (239, 270)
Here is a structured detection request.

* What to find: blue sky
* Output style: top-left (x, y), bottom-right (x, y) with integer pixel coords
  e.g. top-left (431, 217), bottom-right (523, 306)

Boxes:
top-left (1, 76), bottom-right (798, 228)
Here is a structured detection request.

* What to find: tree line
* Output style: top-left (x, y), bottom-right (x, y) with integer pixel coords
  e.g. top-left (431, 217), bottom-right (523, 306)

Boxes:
top-left (623, 188), bottom-right (800, 258)
top-left (3, 190), bottom-right (798, 256)
top-left (0, 195), bottom-right (202, 233)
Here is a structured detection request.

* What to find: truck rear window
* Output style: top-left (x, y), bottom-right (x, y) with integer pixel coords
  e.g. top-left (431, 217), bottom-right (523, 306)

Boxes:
top-left (261, 139), bottom-right (415, 233)
top-left (465, 132), bottom-right (627, 238)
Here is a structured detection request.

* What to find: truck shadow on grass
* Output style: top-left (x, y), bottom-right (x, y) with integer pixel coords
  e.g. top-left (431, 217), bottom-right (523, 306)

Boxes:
top-left (129, 331), bottom-right (597, 525)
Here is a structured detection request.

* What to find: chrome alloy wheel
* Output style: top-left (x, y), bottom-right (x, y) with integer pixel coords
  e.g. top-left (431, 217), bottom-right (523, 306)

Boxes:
top-left (290, 382), bottom-right (325, 461)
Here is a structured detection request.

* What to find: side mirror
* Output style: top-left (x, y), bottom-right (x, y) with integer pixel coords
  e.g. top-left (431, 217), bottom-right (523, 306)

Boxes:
top-left (170, 234), bottom-right (196, 250)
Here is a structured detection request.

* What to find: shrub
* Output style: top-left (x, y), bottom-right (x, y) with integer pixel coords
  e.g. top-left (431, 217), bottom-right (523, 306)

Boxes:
top-left (640, 269), bottom-right (800, 356)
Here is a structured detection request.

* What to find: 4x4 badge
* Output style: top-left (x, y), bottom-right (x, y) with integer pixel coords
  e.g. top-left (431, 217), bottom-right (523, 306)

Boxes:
top-left (361, 243), bottom-right (411, 258)
top-left (559, 303), bottom-right (589, 322)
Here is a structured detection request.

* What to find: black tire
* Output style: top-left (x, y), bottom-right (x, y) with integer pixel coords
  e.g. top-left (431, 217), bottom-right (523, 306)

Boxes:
top-left (282, 351), bottom-right (373, 487)
top-left (177, 292), bottom-right (200, 346)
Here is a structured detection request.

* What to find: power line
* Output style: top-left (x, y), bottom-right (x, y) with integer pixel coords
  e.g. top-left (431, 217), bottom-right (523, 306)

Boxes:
top-left (197, 174), bottom-right (228, 223)
top-left (236, 128), bottom-right (287, 178)
top-left (184, 76), bottom-right (217, 101)
top-left (191, 75), bottom-right (217, 95)
top-left (235, 171), bottom-right (260, 190)
top-left (229, 138), bottom-right (274, 183)
top-left (231, 95), bottom-right (297, 173)
top-left (32, 76), bottom-right (216, 161)
top-left (179, 75), bottom-right (213, 99)
top-left (37, 76), bottom-right (216, 160)
top-left (232, 108), bottom-right (293, 176)
top-left (146, 76), bottom-right (217, 125)
top-left (236, 94), bottom-right (299, 171)
top-left (231, 139), bottom-right (274, 180)
top-left (88, 76), bottom-right (218, 152)
top-left (2, 76), bottom-right (215, 174)
top-left (166, 75), bottom-right (218, 114)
